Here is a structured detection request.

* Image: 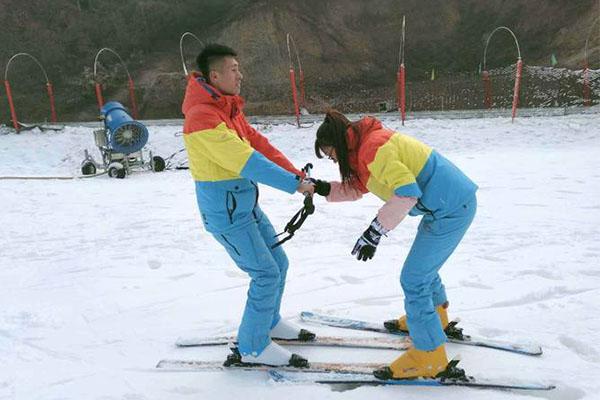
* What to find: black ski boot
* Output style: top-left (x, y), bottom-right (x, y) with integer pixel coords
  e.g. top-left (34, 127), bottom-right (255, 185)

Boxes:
top-left (297, 329), bottom-right (316, 342)
top-left (384, 319), bottom-right (465, 340)
top-left (224, 346), bottom-right (309, 368)
top-left (435, 359), bottom-right (469, 382)
top-left (373, 366), bottom-right (394, 380)
top-left (383, 319), bottom-right (405, 333)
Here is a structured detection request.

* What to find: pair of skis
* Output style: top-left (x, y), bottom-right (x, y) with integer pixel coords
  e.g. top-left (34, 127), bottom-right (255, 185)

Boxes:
top-left (157, 311), bottom-right (554, 391)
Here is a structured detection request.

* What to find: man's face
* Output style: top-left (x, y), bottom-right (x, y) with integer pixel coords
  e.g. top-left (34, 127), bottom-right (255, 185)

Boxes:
top-left (210, 56), bottom-right (243, 95)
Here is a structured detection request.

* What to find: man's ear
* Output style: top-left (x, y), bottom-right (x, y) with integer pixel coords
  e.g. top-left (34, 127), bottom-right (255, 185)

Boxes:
top-left (209, 69), bottom-right (219, 84)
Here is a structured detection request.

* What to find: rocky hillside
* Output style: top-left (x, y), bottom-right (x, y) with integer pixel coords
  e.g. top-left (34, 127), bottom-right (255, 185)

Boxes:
top-left (0, 0), bottom-right (597, 122)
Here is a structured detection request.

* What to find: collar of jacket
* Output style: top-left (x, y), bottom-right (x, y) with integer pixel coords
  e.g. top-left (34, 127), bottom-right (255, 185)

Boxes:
top-left (182, 72), bottom-right (245, 119)
top-left (345, 116), bottom-right (383, 169)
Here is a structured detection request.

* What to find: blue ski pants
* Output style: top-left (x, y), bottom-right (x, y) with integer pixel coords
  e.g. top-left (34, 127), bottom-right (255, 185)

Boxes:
top-left (401, 195), bottom-right (477, 351)
top-left (213, 206), bottom-right (288, 356)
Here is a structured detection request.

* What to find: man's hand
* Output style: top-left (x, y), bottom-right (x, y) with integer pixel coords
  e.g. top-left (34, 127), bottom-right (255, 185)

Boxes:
top-left (309, 178), bottom-right (331, 197)
top-left (297, 180), bottom-right (315, 196)
top-left (351, 218), bottom-right (388, 261)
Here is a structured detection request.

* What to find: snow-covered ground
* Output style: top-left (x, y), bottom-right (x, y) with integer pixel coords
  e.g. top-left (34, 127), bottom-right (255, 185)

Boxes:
top-left (1, 112), bottom-right (599, 400)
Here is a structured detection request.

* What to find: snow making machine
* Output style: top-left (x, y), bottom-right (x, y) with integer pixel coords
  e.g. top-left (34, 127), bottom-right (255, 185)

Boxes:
top-left (80, 101), bottom-right (165, 178)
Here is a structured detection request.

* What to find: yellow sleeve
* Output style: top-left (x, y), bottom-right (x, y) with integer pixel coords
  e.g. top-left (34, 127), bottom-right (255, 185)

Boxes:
top-left (367, 144), bottom-right (423, 198)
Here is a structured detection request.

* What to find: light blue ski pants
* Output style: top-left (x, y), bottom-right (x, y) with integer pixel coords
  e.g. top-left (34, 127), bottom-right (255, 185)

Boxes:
top-left (213, 206), bottom-right (288, 356)
top-left (401, 195), bottom-right (477, 351)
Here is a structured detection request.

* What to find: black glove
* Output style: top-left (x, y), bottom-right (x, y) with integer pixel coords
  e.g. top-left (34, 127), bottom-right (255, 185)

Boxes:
top-left (309, 178), bottom-right (331, 197)
top-left (351, 218), bottom-right (388, 261)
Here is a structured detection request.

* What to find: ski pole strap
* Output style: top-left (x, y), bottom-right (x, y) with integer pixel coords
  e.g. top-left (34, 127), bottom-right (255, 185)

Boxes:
top-left (272, 193), bottom-right (315, 248)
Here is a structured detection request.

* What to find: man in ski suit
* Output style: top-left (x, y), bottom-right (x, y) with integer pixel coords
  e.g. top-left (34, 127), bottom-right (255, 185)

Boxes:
top-left (182, 44), bottom-right (314, 367)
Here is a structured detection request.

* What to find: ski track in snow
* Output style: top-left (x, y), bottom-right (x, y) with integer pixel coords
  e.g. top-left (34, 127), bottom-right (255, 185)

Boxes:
top-left (1, 112), bottom-right (599, 399)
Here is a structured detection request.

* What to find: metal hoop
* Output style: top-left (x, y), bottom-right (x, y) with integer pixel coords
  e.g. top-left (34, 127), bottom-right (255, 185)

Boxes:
top-left (5, 53), bottom-right (50, 82)
top-left (483, 26), bottom-right (522, 70)
top-left (93, 48), bottom-right (133, 82)
top-left (179, 32), bottom-right (204, 76)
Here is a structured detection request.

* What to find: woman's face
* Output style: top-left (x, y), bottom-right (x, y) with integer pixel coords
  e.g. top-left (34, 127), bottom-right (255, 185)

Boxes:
top-left (321, 145), bottom-right (338, 163)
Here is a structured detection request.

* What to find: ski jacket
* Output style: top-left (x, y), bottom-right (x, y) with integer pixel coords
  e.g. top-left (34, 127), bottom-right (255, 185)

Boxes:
top-left (182, 73), bottom-right (304, 234)
top-left (182, 73), bottom-right (303, 193)
top-left (333, 116), bottom-right (477, 220)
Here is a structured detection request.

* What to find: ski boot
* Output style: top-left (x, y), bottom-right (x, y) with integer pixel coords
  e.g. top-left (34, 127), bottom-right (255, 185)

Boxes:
top-left (383, 302), bottom-right (464, 340)
top-left (373, 344), bottom-right (454, 380)
top-left (271, 318), bottom-right (316, 342)
top-left (224, 342), bottom-right (309, 368)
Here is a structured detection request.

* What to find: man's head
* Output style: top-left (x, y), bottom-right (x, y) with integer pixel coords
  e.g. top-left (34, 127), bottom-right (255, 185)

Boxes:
top-left (196, 44), bottom-right (243, 95)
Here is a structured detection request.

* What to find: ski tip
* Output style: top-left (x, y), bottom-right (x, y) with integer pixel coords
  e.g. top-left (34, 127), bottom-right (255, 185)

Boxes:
top-left (513, 345), bottom-right (543, 356)
top-left (174, 337), bottom-right (189, 347)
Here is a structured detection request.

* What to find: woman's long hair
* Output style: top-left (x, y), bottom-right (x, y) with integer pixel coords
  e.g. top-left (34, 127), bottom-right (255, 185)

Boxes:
top-left (314, 109), bottom-right (359, 184)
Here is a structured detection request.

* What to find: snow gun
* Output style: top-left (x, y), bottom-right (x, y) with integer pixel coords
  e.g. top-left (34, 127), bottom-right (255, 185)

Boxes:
top-left (80, 101), bottom-right (164, 178)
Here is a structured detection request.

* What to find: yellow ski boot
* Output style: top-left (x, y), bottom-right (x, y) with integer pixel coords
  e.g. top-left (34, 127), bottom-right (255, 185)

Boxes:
top-left (373, 344), bottom-right (449, 380)
top-left (384, 302), bottom-right (450, 333)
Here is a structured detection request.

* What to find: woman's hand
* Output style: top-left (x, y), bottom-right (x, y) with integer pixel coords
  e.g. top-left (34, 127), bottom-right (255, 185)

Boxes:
top-left (351, 218), bottom-right (388, 261)
top-left (310, 178), bottom-right (331, 197)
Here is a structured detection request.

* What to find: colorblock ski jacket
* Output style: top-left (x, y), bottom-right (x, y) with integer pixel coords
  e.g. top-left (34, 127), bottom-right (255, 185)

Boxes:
top-left (182, 73), bottom-right (304, 233)
top-left (182, 73), bottom-right (303, 191)
top-left (329, 116), bottom-right (477, 221)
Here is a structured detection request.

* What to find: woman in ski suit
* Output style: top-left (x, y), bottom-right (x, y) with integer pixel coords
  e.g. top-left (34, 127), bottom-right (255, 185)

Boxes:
top-left (311, 110), bottom-right (477, 379)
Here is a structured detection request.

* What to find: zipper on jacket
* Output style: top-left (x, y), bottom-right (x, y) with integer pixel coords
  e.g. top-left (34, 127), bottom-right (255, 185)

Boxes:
top-left (225, 191), bottom-right (237, 224)
top-left (250, 181), bottom-right (259, 218)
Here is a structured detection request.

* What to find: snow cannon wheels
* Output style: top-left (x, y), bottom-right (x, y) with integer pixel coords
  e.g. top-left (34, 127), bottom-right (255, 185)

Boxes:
top-left (81, 161), bottom-right (97, 176)
top-left (151, 155), bottom-right (165, 172)
top-left (108, 162), bottom-right (126, 179)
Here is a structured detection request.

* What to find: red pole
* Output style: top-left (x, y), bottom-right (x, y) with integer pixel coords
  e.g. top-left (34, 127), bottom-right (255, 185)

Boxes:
top-left (95, 82), bottom-right (104, 111)
top-left (583, 61), bottom-right (591, 107)
top-left (4, 80), bottom-right (19, 130)
top-left (397, 64), bottom-right (406, 125)
top-left (128, 77), bottom-right (139, 119)
top-left (511, 59), bottom-right (523, 122)
top-left (299, 69), bottom-right (306, 110)
top-left (46, 82), bottom-right (57, 123)
top-left (289, 68), bottom-right (300, 127)
top-left (482, 70), bottom-right (492, 109)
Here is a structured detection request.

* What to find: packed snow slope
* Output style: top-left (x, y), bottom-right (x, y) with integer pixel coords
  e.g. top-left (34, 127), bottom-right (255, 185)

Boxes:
top-left (1, 112), bottom-right (599, 400)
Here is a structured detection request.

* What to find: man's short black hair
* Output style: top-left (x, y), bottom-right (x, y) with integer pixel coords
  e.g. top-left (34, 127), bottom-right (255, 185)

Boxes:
top-left (196, 44), bottom-right (237, 82)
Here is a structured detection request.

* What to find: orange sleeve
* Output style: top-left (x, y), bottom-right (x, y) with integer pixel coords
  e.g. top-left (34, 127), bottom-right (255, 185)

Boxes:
top-left (241, 117), bottom-right (305, 178)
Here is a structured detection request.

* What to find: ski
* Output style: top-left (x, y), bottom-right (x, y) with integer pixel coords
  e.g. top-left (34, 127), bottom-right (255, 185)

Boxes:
top-left (300, 311), bottom-right (542, 356)
top-left (268, 370), bottom-right (556, 391)
top-left (175, 334), bottom-right (411, 350)
top-left (155, 358), bottom-right (555, 391)
top-left (156, 359), bottom-right (383, 374)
